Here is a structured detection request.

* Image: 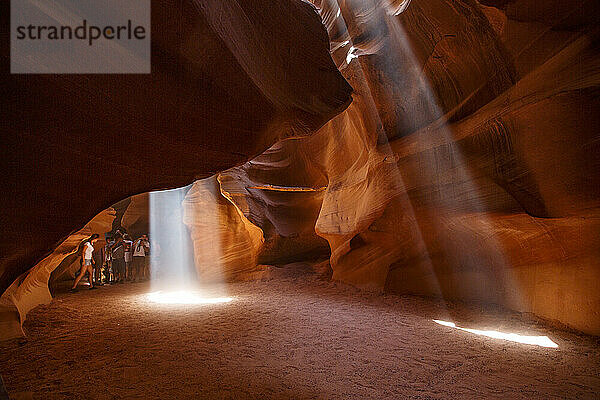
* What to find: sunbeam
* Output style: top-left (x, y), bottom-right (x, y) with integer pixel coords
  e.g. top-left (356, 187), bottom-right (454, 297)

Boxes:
top-left (319, 0), bottom-right (449, 311)
top-left (148, 180), bottom-right (230, 303)
top-left (149, 185), bottom-right (196, 290)
top-left (330, 0), bottom-right (523, 310)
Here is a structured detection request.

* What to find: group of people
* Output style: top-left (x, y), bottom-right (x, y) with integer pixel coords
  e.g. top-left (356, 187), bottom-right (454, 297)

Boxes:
top-left (70, 230), bottom-right (151, 291)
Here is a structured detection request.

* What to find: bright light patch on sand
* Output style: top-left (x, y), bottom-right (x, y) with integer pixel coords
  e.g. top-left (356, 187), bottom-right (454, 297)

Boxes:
top-left (147, 291), bottom-right (233, 305)
top-left (433, 320), bottom-right (558, 348)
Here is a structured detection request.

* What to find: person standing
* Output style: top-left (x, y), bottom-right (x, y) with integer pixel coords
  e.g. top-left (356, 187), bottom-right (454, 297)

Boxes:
top-left (123, 234), bottom-right (133, 281)
top-left (70, 234), bottom-right (99, 292)
top-left (92, 241), bottom-right (104, 286)
top-left (110, 233), bottom-right (126, 284)
top-left (132, 234), bottom-right (150, 282)
top-left (104, 238), bottom-right (114, 283)
top-left (143, 237), bottom-right (152, 281)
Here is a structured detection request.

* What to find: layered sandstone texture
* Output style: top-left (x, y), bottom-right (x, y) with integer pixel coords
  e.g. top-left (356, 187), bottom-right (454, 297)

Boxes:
top-left (2, 0), bottom-right (599, 338)
top-left (196, 0), bottom-right (599, 334)
top-left (0, 210), bottom-right (114, 340)
top-left (304, 0), bottom-right (600, 334)
top-left (182, 177), bottom-right (265, 281)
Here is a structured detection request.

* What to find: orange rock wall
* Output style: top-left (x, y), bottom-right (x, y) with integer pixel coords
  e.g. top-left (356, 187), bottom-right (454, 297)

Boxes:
top-left (0, 209), bottom-right (114, 340)
top-left (305, 0), bottom-right (600, 333)
top-left (0, 0), bottom-right (352, 296)
top-left (2, 0), bottom-right (598, 338)
top-left (182, 177), bottom-right (264, 282)
top-left (183, 0), bottom-right (599, 335)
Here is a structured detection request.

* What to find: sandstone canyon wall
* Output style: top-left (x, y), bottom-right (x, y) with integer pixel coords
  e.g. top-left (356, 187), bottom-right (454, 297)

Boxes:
top-left (183, 177), bottom-right (265, 281)
top-left (188, 0), bottom-right (599, 334)
top-left (0, 0), bottom-right (352, 295)
top-left (310, 0), bottom-right (600, 334)
top-left (2, 0), bottom-right (599, 338)
top-left (0, 209), bottom-right (114, 340)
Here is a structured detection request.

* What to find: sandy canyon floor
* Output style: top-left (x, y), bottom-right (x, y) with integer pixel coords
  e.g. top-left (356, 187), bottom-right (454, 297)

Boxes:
top-left (1, 270), bottom-right (599, 399)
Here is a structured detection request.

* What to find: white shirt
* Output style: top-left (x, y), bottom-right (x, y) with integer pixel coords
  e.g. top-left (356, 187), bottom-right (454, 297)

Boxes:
top-left (133, 239), bottom-right (149, 257)
top-left (83, 242), bottom-right (94, 260)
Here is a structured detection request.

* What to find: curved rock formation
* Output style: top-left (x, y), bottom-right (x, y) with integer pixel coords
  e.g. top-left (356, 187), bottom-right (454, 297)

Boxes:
top-left (308, 0), bottom-right (600, 333)
top-left (207, 0), bottom-right (600, 333)
top-left (2, 0), bottom-right (599, 338)
top-left (0, 209), bottom-right (114, 340)
top-left (220, 140), bottom-right (331, 265)
top-left (183, 177), bottom-right (264, 281)
top-left (0, 0), bottom-right (352, 295)
top-left (121, 193), bottom-right (150, 239)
